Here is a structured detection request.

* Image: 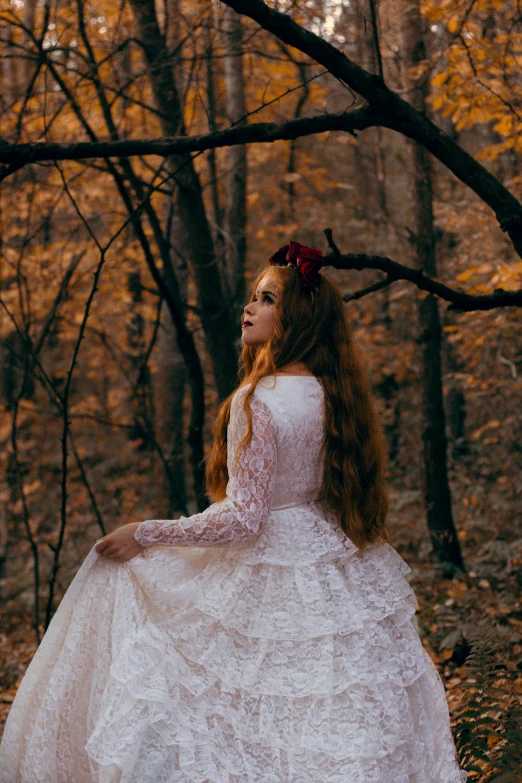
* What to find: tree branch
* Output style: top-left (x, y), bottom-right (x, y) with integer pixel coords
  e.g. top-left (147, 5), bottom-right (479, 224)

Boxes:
top-left (324, 230), bottom-right (522, 311)
top-left (0, 107), bottom-right (376, 172)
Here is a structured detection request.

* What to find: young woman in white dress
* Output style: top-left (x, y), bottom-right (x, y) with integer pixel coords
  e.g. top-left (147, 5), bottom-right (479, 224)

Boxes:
top-left (0, 242), bottom-right (468, 782)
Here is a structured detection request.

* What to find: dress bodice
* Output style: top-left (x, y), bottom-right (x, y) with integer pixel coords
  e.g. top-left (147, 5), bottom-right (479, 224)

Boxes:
top-left (134, 375), bottom-right (331, 549)
top-left (250, 375), bottom-right (325, 510)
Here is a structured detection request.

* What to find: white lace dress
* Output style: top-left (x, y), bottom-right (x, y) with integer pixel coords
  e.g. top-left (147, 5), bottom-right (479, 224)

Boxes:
top-left (0, 375), bottom-right (468, 783)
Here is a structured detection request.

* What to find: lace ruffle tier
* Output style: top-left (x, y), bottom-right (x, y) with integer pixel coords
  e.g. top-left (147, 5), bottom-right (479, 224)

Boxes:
top-left (86, 540), bottom-right (466, 782)
top-left (0, 525), bottom-right (466, 783)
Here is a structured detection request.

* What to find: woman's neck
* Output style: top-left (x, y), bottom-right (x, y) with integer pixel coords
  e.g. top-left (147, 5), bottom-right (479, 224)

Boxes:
top-left (275, 362), bottom-right (314, 376)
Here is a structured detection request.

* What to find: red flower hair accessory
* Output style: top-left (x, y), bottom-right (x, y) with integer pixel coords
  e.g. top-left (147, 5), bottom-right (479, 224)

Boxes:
top-left (269, 241), bottom-right (324, 292)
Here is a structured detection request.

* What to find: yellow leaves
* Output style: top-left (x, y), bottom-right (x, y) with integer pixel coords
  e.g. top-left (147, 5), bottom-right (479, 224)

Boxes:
top-left (453, 106), bottom-right (485, 133)
top-left (426, 4), bottom-right (522, 153)
top-left (447, 17), bottom-right (460, 34)
top-left (431, 72), bottom-right (448, 88)
top-left (452, 259), bottom-right (522, 294)
top-left (24, 481), bottom-right (42, 497)
top-left (70, 395), bottom-right (102, 416)
top-left (493, 114), bottom-right (514, 136)
top-left (491, 264), bottom-right (522, 289)
top-left (408, 61), bottom-right (431, 83)
top-left (0, 416), bottom-right (13, 443)
top-left (470, 420), bottom-right (501, 441)
top-left (456, 267), bottom-right (481, 283)
top-left (478, 139), bottom-right (513, 162)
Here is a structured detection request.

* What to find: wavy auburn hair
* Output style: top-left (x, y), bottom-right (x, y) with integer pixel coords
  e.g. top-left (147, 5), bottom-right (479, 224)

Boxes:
top-left (205, 264), bottom-right (391, 550)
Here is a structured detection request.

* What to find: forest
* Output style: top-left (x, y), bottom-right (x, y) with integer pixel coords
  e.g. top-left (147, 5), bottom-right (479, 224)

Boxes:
top-left (0, 0), bottom-right (521, 779)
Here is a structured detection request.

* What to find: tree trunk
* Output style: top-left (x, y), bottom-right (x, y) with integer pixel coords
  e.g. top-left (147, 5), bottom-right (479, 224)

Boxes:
top-left (155, 298), bottom-right (189, 514)
top-left (223, 5), bottom-right (247, 320)
top-left (400, 1), bottom-right (465, 572)
top-left (204, 13), bottom-right (227, 283)
top-left (353, 0), bottom-right (387, 220)
top-left (126, 268), bottom-right (149, 445)
top-left (126, 264), bottom-right (188, 516)
top-left (154, 197), bottom-right (192, 515)
top-left (146, 0), bottom-right (190, 517)
top-left (1, 22), bottom-right (18, 109)
top-left (22, 0), bottom-right (37, 91)
top-left (129, 0), bottom-right (239, 401)
top-left (441, 299), bottom-right (469, 461)
top-left (0, 0), bottom-right (37, 111)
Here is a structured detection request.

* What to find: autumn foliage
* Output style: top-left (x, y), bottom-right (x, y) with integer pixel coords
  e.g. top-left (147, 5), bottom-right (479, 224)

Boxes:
top-left (0, 0), bottom-right (521, 777)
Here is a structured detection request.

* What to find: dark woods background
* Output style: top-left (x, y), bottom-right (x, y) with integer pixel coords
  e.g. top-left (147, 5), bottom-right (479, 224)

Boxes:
top-left (0, 0), bottom-right (521, 778)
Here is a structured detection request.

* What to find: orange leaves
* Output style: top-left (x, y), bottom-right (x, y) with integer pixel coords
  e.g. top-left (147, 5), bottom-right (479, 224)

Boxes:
top-left (424, 0), bottom-right (522, 152)
top-left (456, 266), bottom-right (483, 283)
top-left (431, 71), bottom-right (448, 88)
top-left (451, 258), bottom-right (521, 302)
top-left (470, 419), bottom-right (501, 441)
top-left (446, 16), bottom-right (461, 35)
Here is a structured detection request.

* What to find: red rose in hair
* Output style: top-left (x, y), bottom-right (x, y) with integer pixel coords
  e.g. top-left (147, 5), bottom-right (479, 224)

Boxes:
top-left (286, 241), bottom-right (303, 266)
top-left (268, 240), bottom-right (324, 290)
top-left (269, 245), bottom-right (290, 266)
top-left (299, 261), bottom-right (323, 289)
top-left (297, 245), bottom-right (323, 265)
top-left (295, 244), bottom-right (324, 290)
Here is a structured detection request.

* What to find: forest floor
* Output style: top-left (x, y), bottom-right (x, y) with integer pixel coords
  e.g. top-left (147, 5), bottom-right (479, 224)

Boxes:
top-left (0, 467), bottom-right (521, 778)
top-left (389, 467), bottom-right (522, 779)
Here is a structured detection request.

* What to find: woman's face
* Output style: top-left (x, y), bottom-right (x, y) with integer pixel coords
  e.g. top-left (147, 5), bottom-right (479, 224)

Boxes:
top-left (241, 273), bottom-right (280, 346)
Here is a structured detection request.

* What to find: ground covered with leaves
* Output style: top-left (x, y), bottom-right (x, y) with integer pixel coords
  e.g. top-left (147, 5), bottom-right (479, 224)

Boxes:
top-left (391, 469), bottom-right (522, 781)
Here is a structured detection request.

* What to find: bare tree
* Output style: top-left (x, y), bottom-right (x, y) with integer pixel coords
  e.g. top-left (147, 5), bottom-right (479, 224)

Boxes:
top-left (223, 6), bottom-right (247, 315)
top-left (21, 0), bottom-right (37, 91)
top-left (399, 0), bottom-right (464, 570)
top-left (128, 0), bottom-right (240, 400)
top-left (1, 19), bottom-right (17, 108)
top-left (352, 0), bottom-right (387, 220)
top-left (153, 0), bottom-right (190, 517)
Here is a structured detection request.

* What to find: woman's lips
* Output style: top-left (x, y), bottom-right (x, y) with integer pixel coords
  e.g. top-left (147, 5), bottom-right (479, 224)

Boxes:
top-left (242, 321), bottom-right (253, 328)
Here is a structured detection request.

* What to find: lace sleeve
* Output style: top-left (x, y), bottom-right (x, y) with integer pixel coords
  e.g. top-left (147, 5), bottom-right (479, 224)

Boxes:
top-left (134, 390), bottom-right (277, 547)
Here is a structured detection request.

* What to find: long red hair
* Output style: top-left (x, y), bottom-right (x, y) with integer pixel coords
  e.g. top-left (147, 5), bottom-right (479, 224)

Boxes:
top-left (205, 264), bottom-right (391, 549)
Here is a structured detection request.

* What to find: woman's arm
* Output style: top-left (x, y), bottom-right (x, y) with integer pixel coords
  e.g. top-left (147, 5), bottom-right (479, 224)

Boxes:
top-left (133, 390), bottom-right (277, 548)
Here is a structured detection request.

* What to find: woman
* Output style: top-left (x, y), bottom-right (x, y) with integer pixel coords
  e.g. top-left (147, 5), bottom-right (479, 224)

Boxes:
top-left (0, 242), bottom-right (467, 782)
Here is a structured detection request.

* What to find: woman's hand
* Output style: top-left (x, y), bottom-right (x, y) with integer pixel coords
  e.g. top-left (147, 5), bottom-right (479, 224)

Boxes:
top-left (95, 522), bottom-right (144, 562)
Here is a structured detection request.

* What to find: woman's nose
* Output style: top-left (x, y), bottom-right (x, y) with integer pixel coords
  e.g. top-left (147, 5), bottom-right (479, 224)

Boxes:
top-left (244, 303), bottom-right (254, 316)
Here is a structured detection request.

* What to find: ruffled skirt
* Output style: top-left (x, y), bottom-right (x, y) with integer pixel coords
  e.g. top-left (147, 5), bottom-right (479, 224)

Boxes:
top-left (0, 507), bottom-right (468, 782)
